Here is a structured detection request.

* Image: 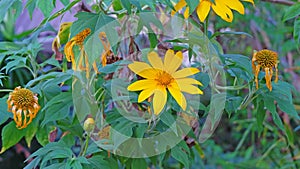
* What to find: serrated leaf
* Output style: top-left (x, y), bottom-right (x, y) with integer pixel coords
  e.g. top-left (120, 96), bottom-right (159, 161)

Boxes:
top-left (283, 3), bottom-right (300, 21)
top-left (0, 122), bottom-right (26, 154)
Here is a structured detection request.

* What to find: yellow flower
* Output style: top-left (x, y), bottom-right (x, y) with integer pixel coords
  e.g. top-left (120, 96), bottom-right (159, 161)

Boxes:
top-left (171, 0), bottom-right (254, 22)
top-left (64, 28), bottom-right (91, 71)
top-left (7, 87), bottom-right (40, 129)
top-left (252, 49), bottom-right (279, 91)
top-left (127, 49), bottom-right (203, 115)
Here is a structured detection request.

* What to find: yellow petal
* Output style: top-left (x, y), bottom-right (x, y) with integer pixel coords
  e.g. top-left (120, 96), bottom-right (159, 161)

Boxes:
top-left (172, 67), bottom-right (200, 78)
top-left (153, 88), bottom-right (167, 115)
top-left (127, 79), bottom-right (156, 91)
top-left (196, 0), bottom-right (211, 22)
top-left (168, 85), bottom-right (187, 110)
top-left (176, 78), bottom-right (203, 86)
top-left (265, 67), bottom-right (272, 91)
top-left (171, 0), bottom-right (187, 15)
top-left (164, 50), bottom-right (183, 74)
top-left (148, 51), bottom-right (164, 70)
top-left (184, 7), bottom-right (190, 19)
top-left (222, 0), bottom-right (245, 14)
top-left (242, 0), bottom-right (254, 5)
top-left (211, 1), bottom-right (233, 22)
top-left (128, 62), bottom-right (158, 79)
top-left (180, 84), bottom-right (203, 94)
top-left (164, 49), bottom-right (175, 68)
top-left (138, 88), bottom-right (155, 102)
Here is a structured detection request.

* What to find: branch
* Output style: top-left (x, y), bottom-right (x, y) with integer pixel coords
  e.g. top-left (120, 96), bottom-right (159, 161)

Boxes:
top-left (261, 0), bottom-right (295, 6)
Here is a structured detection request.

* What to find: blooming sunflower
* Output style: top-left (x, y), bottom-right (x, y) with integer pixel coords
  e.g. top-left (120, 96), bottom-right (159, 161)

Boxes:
top-left (127, 49), bottom-right (203, 115)
top-left (252, 49), bottom-right (279, 91)
top-left (7, 87), bottom-right (40, 129)
top-left (171, 0), bottom-right (254, 22)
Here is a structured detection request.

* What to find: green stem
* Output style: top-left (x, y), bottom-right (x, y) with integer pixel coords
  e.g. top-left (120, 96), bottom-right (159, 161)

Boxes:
top-left (216, 84), bottom-right (249, 91)
top-left (0, 89), bottom-right (13, 92)
top-left (82, 133), bottom-right (90, 156)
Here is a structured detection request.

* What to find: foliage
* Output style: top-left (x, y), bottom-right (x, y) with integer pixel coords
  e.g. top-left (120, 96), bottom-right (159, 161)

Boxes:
top-left (0, 0), bottom-right (299, 169)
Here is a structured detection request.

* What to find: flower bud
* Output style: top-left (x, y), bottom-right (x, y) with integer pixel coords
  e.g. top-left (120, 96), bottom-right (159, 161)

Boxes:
top-left (83, 118), bottom-right (95, 132)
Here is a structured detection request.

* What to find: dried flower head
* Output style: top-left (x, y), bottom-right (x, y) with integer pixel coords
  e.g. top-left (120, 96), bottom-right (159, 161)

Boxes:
top-left (64, 28), bottom-right (91, 71)
top-left (252, 49), bottom-right (279, 91)
top-left (7, 87), bottom-right (40, 129)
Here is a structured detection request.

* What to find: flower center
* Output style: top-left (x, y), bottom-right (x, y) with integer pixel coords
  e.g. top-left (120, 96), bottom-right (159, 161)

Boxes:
top-left (11, 88), bottom-right (35, 109)
top-left (255, 49), bottom-right (278, 68)
top-left (155, 70), bottom-right (174, 86)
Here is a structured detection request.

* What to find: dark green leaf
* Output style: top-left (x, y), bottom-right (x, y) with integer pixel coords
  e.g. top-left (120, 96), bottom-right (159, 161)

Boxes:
top-left (171, 145), bottom-right (190, 168)
top-left (283, 3), bottom-right (300, 21)
top-left (41, 92), bottom-right (73, 126)
top-left (294, 18), bottom-right (300, 46)
top-left (131, 158), bottom-right (147, 169)
top-left (264, 97), bottom-right (284, 131)
top-left (0, 122), bottom-right (26, 153)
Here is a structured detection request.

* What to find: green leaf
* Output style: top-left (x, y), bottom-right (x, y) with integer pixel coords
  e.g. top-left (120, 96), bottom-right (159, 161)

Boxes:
top-left (25, 120), bottom-right (39, 147)
top-left (25, 0), bottom-right (37, 19)
top-left (185, 0), bottom-right (198, 15)
top-left (148, 32), bottom-right (158, 48)
top-left (131, 158), bottom-right (147, 169)
top-left (264, 97), bottom-right (284, 131)
top-left (120, 0), bottom-right (132, 14)
top-left (88, 155), bottom-right (119, 169)
top-left (0, 97), bottom-right (12, 125)
top-left (255, 100), bottom-right (265, 133)
top-left (37, 0), bottom-right (55, 17)
top-left (171, 145), bottom-right (190, 168)
top-left (36, 125), bottom-right (56, 146)
top-left (0, 122), bottom-right (26, 154)
top-left (60, 0), bottom-right (69, 6)
top-left (40, 57), bottom-right (61, 68)
top-left (41, 92), bottom-right (73, 126)
top-left (283, 3), bottom-right (300, 21)
top-left (0, 0), bottom-right (17, 23)
top-left (294, 18), bottom-right (300, 46)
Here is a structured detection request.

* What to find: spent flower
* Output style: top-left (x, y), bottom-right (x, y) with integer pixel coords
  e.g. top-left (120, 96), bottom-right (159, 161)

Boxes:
top-left (7, 87), bottom-right (40, 129)
top-left (252, 49), bottom-right (279, 91)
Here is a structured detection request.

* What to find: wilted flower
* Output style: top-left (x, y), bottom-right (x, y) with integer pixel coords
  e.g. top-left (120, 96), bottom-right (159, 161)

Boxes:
top-left (127, 49), bottom-right (203, 115)
top-left (64, 28), bottom-right (91, 71)
top-left (7, 87), bottom-right (40, 129)
top-left (171, 0), bottom-right (254, 22)
top-left (252, 49), bottom-right (279, 91)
